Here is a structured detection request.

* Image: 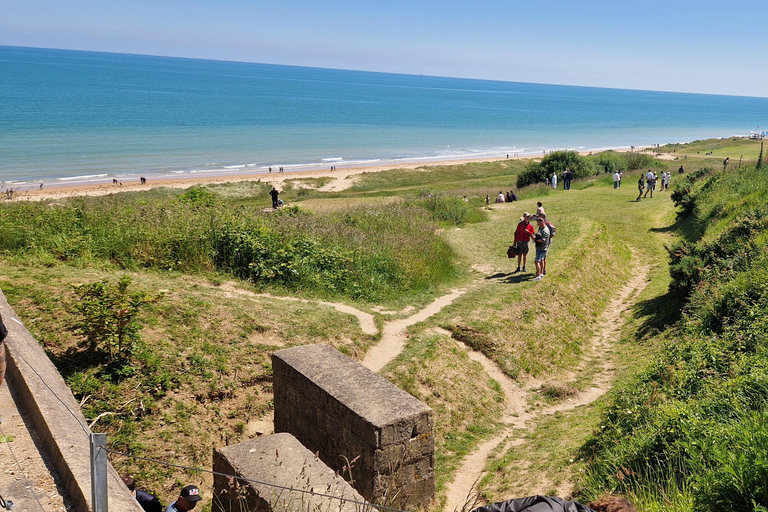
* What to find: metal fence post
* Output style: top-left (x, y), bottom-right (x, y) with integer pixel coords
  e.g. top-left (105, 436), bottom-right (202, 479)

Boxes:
top-left (90, 433), bottom-right (108, 512)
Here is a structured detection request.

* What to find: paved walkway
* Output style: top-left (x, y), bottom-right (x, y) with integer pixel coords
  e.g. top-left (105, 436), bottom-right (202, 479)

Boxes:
top-left (0, 377), bottom-right (71, 512)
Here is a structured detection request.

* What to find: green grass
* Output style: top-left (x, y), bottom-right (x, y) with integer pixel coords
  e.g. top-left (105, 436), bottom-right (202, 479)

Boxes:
top-left (383, 333), bottom-right (506, 500)
top-left (661, 137), bottom-right (765, 160)
top-left (7, 150), bottom-right (761, 511)
top-left (578, 162), bottom-right (768, 511)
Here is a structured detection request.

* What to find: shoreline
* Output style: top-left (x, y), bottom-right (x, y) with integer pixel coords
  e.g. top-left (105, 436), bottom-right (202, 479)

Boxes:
top-left (6, 147), bottom-right (638, 202)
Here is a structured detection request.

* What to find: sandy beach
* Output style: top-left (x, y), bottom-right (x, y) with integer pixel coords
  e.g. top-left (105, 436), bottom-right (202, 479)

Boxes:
top-left (12, 156), bottom-right (515, 201)
top-left (8, 147), bottom-right (643, 202)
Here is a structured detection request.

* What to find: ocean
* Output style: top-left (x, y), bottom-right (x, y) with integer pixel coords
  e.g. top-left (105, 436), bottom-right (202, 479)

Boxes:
top-left (1, 45), bottom-right (766, 190)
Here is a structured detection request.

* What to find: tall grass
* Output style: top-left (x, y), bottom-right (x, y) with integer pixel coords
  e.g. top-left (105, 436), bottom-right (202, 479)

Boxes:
top-left (0, 190), bottom-right (463, 302)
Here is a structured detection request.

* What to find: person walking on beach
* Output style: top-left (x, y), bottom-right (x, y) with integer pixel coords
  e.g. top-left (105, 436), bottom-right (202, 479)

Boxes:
top-left (269, 187), bottom-right (280, 209)
top-left (637, 174), bottom-right (645, 201)
top-left (533, 217), bottom-right (550, 281)
top-left (551, 172), bottom-right (557, 189)
top-left (613, 171), bottom-right (621, 189)
top-left (513, 213), bottom-right (535, 273)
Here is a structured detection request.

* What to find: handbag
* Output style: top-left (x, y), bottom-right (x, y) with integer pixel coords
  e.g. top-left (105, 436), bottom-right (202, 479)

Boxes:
top-left (507, 245), bottom-right (518, 258)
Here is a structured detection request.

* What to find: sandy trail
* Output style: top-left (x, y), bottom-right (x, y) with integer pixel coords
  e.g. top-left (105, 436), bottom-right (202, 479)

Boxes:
top-left (362, 288), bottom-right (467, 372)
top-left (442, 256), bottom-right (650, 512)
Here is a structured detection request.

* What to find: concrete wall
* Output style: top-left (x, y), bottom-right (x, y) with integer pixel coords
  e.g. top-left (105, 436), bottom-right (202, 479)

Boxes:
top-left (272, 344), bottom-right (435, 508)
top-left (213, 433), bottom-right (366, 512)
top-left (0, 289), bottom-right (143, 512)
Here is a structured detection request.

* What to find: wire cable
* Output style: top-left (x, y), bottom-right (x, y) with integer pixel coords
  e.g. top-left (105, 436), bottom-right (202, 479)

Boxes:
top-left (105, 447), bottom-right (411, 512)
top-left (0, 419), bottom-right (47, 512)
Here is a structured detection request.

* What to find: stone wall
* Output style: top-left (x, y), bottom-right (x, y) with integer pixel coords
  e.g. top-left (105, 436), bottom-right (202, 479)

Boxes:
top-left (213, 433), bottom-right (365, 512)
top-left (0, 289), bottom-right (143, 512)
top-left (272, 344), bottom-right (435, 508)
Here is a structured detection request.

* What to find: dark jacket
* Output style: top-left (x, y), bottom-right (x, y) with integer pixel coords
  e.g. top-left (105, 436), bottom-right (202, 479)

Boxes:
top-left (136, 489), bottom-right (163, 512)
top-left (474, 496), bottom-right (595, 512)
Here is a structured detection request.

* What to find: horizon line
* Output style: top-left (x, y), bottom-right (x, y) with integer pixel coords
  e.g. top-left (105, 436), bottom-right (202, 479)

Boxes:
top-left (4, 43), bottom-right (768, 101)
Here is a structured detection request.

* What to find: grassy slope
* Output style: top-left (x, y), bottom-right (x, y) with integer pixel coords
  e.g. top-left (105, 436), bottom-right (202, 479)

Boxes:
top-left (577, 161), bottom-right (768, 511)
top-left (4, 143), bottom-right (740, 510)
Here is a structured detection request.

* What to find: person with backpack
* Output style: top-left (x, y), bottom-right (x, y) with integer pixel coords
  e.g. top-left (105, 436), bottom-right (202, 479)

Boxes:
top-left (533, 216), bottom-right (550, 282)
top-left (538, 213), bottom-right (555, 276)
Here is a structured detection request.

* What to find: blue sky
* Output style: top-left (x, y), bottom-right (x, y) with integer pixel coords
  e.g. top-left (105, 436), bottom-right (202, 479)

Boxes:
top-left (2, 0), bottom-right (767, 97)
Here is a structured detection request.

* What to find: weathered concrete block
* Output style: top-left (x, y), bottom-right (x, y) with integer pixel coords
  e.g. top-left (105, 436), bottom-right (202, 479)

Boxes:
top-left (213, 433), bottom-right (365, 512)
top-left (272, 344), bottom-right (435, 507)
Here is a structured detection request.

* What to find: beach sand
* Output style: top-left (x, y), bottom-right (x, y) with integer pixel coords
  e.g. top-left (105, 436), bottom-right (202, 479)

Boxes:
top-left (15, 156), bottom-right (512, 201)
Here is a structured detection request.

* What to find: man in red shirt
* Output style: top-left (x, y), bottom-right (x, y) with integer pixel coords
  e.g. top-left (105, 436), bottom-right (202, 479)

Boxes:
top-left (513, 212), bottom-right (535, 273)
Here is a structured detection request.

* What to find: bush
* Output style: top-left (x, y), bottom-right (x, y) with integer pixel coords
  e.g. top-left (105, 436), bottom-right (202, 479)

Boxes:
top-left (592, 151), bottom-right (627, 174)
top-left (516, 151), bottom-right (597, 188)
top-left (74, 276), bottom-right (162, 362)
top-left (625, 152), bottom-right (662, 171)
top-left (0, 193), bottom-right (459, 302)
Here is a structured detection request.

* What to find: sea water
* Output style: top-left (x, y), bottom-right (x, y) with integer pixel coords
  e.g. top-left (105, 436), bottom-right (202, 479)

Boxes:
top-left (1, 45), bottom-right (766, 189)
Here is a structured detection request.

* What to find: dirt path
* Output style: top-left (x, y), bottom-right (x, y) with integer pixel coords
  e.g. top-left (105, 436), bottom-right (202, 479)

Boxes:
top-left (442, 257), bottom-right (650, 512)
top-left (362, 288), bottom-right (467, 372)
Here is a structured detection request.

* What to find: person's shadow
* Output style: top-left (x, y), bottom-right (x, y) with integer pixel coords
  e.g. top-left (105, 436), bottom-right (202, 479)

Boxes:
top-left (486, 272), bottom-right (535, 284)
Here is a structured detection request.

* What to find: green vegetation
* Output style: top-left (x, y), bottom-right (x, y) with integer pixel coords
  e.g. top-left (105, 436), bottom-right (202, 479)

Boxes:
top-left (516, 151), bottom-right (597, 188)
top-left (74, 275), bottom-right (162, 361)
top-left (0, 194), bottom-right (464, 302)
top-left (579, 162), bottom-right (768, 511)
top-left (2, 138), bottom-right (766, 511)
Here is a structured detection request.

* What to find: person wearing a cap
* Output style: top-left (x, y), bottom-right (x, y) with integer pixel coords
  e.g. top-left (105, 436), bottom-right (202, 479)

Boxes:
top-left (533, 216), bottom-right (550, 282)
top-left (513, 213), bottom-right (535, 273)
top-left (166, 485), bottom-right (202, 512)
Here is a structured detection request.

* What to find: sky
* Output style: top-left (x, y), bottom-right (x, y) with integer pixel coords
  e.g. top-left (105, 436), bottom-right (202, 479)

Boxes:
top-left (2, 0), bottom-right (767, 97)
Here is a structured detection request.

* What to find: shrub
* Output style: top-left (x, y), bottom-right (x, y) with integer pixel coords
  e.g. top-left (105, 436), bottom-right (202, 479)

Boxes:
top-left (516, 151), bottom-right (597, 188)
top-left (74, 276), bottom-right (162, 362)
top-left (592, 151), bottom-right (627, 174)
top-left (625, 152), bottom-right (661, 171)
